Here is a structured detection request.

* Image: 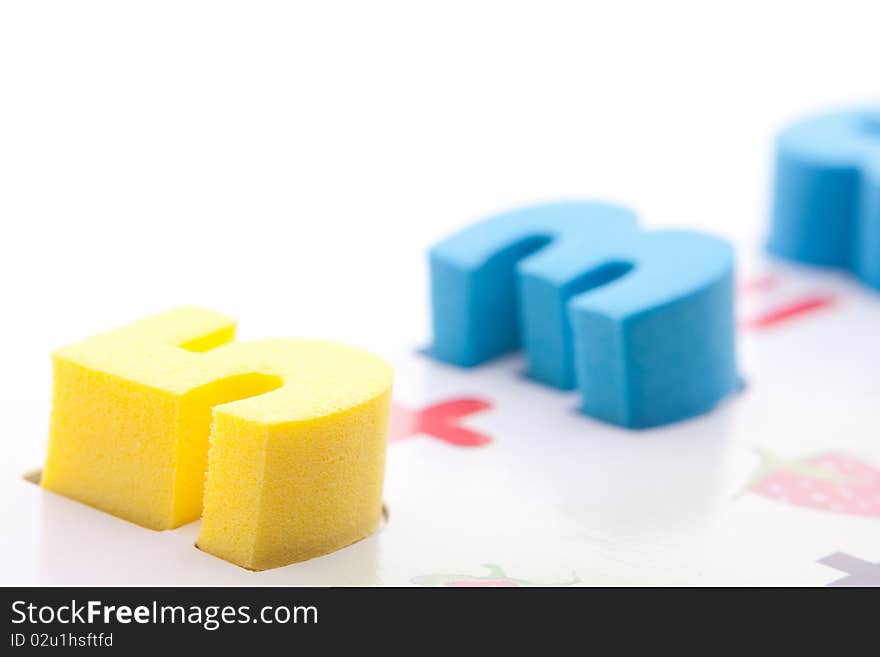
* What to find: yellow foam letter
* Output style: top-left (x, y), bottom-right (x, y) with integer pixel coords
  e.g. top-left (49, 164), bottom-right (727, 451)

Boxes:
top-left (42, 307), bottom-right (393, 570)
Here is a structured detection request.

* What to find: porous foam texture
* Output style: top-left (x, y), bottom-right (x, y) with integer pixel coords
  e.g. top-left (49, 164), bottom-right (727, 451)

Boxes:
top-left (427, 201), bottom-right (739, 429)
top-left (42, 307), bottom-right (393, 570)
top-left (768, 108), bottom-right (880, 289)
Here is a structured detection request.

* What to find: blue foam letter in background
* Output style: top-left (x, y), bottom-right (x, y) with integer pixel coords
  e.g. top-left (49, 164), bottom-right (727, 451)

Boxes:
top-left (768, 108), bottom-right (880, 288)
top-left (428, 201), bottom-right (739, 429)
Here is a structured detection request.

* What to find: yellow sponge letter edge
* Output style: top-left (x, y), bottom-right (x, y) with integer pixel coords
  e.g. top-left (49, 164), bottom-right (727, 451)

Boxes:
top-left (42, 307), bottom-right (393, 570)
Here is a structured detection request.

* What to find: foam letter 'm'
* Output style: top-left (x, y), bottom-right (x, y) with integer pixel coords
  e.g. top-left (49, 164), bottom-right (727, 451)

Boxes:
top-left (428, 201), bottom-right (739, 428)
top-left (42, 307), bottom-right (393, 570)
top-left (769, 108), bottom-right (880, 288)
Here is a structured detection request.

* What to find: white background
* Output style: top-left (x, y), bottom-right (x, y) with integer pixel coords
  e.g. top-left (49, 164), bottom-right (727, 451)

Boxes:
top-left (1, 1), bottom-right (878, 402)
top-left (1, 2), bottom-right (879, 586)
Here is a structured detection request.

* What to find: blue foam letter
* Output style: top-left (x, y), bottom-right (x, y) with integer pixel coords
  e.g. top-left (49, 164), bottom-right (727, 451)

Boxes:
top-left (768, 108), bottom-right (880, 288)
top-left (428, 201), bottom-right (739, 429)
